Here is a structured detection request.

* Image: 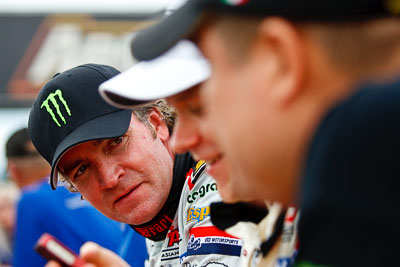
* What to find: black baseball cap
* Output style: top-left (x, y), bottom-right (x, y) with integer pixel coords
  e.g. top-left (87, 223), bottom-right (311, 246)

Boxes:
top-left (5, 128), bottom-right (39, 159)
top-left (28, 64), bottom-right (132, 189)
top-left (132, 0), bottom-right (400, 61)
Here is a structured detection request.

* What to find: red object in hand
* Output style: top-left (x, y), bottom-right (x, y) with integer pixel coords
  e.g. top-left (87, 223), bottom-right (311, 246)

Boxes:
top-left (35, 233), bottom-right (86, 267)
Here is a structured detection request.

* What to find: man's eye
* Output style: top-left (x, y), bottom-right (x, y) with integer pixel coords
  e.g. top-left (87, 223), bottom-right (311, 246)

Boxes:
top-left (75, 164), bottom-right (88, 178)
top-left (111, 136), bottom-right (123, 146)
top-left (188, 105), bottom-right (204, 116)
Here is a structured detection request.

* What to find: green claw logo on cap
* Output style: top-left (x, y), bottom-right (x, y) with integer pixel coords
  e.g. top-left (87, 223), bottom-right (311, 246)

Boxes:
top-left (41, 89), bottom-right (71, 127)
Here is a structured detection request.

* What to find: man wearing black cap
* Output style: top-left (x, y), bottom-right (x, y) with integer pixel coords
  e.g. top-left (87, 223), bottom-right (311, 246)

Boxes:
top-left (29, 63), bottom-right (252, 266)
top-left (126, 0), bottom-right (400, 266)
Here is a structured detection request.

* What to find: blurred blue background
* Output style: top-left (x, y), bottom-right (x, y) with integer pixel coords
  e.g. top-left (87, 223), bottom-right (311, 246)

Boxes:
top-left (0, 0), bottom-right (170, 181)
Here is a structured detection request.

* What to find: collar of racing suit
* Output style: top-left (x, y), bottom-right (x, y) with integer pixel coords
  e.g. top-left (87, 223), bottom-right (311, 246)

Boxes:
top-left (210, 201), bottom-right (286, 257)
top-left (129, 152), bottom-right (195, 241)
top-left (210, 201), bottom-right (269, 229)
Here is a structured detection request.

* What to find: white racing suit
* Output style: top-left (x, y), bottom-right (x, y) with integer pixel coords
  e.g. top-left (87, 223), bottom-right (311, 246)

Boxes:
top-left (222, 205), bottom-right (299, 267)
top-left (144, 157), bottom-right (298, 267)
top-left (146, 160), bottom-right (243, 266)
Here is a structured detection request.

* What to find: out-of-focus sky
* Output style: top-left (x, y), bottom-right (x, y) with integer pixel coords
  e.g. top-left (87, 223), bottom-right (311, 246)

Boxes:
top-left (0, 0), bottom-right (170, 14)
top-left (0, 0), bottom-right (172, 180)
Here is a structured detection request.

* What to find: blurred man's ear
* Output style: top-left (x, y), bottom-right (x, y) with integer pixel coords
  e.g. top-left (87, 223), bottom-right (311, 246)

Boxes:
top-left (7, 160), bottom-right (22, 187)
top-left (148, 109), bottom-right (170, 142)
top-left (255, 17), bottom-right (307, 107)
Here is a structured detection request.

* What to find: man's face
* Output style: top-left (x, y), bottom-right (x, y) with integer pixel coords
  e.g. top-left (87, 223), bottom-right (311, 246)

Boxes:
top-left (58, 113), bottom-right (174, 224)
top-left (196, 24), bottom-right (297, 204)
top-left (167, 85), bottom-right (255, 203)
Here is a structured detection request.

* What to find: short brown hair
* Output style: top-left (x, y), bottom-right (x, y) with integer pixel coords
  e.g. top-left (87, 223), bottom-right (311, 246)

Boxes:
top-left (205, 13), bottom-right (400, 75)
top-left (133, 99), bottom-right (177, 136)
top-left (298, 19), bottom-right (400, 75)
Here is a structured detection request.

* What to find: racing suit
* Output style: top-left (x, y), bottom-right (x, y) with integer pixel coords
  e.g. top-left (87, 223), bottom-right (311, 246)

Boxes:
top-left (131, 153), bottom-right (297, 266)
top-left (131, 153), bottom-right (243, 266)
top-left (211, 202), bottom-right (299, 267)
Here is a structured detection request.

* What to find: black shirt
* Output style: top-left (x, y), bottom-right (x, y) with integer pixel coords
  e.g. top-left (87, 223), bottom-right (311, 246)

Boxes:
top-left (298, 77), bottom-right (400, 266)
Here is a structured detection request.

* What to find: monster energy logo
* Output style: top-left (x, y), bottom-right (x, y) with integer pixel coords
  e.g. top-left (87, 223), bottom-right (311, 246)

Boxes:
top-left (41, 89), bottom-right (71, 127)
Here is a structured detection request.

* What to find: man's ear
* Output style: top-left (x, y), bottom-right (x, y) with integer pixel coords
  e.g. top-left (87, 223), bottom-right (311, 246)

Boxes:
top-left (147, 109), bottom-right (170, 142)
top-left (7, 160), bottom-right (20, 184)
top-left (255, 17), bottom-right (306, 107)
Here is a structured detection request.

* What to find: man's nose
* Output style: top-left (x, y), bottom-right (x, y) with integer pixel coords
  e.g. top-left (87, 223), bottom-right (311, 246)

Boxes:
top-left (171, 119), bottom-right (200, 154)
top-left (97, 160), bottom-right (125, 189)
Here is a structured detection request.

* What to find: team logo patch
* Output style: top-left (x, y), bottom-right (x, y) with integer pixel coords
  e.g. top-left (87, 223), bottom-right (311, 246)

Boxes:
top-left (187, 206), bottom-right (210, 224)
top-left (161, 247), bottom-right (179, 262)
top-left (167, 226), bottom-right (180, 247)
top-left (41, 89), bottom-right (71, 127)
top-left (195, 160), bottom-right (206, 172)
top-left (186, 160), bottom-right (207, 190)
top-left (185, 226), bottom-right (242, 257)
top-left (187, 183), bottom-right (218, 204)
top-left (135, 214), bottom-right (173, 238)
top-left (182, 262), bottom-right (228, 267)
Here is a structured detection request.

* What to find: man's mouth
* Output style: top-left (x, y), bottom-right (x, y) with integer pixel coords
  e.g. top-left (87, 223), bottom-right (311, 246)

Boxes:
top-left (205, 154), bottom-right (223, 176)
top-left (207, 154), bottom-right (222, 165)
top-left (114, 184), bottom-right (141, 204)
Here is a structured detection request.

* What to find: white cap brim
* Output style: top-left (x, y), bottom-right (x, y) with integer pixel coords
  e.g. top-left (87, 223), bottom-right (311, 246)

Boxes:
top-left (99, 40), bottom-right (211, 109)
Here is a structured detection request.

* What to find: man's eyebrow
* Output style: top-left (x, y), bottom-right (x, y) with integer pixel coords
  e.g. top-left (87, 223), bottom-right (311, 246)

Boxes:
top-left (61, 159), bottom-right (84, 177)
top-left (172, 85), bottom-right (200, 102)
top-left (60, 139), bottom-right (104, 176)
top-left (92, 139), bottom-right (104, 146)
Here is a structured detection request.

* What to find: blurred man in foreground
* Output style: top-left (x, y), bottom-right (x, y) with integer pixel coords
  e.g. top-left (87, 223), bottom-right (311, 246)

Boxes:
top-left (101, 39), bottom-right (299, 266)
top-left (128, 0), bottom-right (400, 266)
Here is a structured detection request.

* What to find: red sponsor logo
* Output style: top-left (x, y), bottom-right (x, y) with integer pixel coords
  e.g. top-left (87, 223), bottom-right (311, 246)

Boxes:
top-left (285, 207), bottom-right (298, 223)
top-left (186, 168), bottom-right (194, 190)
top-left (135, 215), bottom-right (173, 238)
top-left (167, 227), bottom-right (180, 247)
top-left (190, 226), bottom-right (238, 239)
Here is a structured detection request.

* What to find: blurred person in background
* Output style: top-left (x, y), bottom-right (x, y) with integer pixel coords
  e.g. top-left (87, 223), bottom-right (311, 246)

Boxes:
top-left (0, 182), bottom-right (19, 266)
top-left (129, 0), bottom-right (400, 266)
top-left (6, 127), bottom-right (147, 267)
